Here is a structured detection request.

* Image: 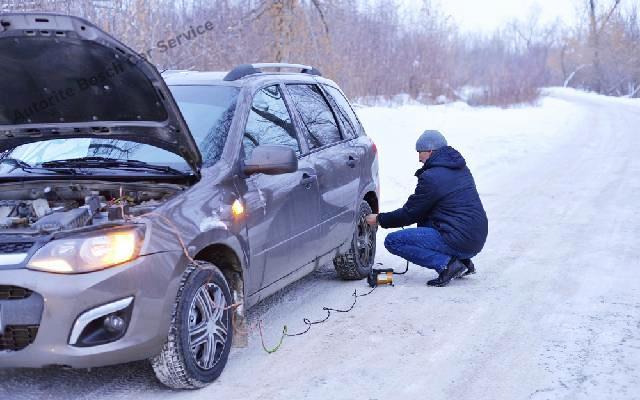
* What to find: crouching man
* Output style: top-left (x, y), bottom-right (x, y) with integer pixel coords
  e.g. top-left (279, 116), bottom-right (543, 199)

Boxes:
top-left (366, 130), bottom-right (488, 287)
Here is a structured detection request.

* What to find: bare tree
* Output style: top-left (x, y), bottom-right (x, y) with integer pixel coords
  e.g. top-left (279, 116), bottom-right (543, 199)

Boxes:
top-left (588, 0), bottom-right (621, 92)
top-left (2, 0), bottom-right (638, 105)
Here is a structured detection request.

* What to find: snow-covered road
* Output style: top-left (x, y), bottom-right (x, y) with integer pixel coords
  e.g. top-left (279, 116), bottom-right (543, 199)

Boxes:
top-left (2, 89), bottom-right (639, 400)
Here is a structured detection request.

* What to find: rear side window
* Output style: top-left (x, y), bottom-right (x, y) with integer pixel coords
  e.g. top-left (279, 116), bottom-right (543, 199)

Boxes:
top-left (286, 84), bottom-right (342, 150)
top-left (243, 85), bottom-right (300, 160)
top-left (322, 85), bottom-right (364, 137)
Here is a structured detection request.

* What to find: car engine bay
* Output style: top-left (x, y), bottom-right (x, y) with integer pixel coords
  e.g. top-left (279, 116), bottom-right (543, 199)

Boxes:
top-left (0, 181), bottom-right (184, 234)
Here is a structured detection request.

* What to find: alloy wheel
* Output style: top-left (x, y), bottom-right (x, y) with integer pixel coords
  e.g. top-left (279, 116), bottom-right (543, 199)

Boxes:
top-left (355, 215), bottom-right (375, 266)
top-left (187, 283), bottom-right (229, 371)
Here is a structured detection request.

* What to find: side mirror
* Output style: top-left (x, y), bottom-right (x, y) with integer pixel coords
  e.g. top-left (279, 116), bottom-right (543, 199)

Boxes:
top-left (243, 145), bottom-right (298, 176)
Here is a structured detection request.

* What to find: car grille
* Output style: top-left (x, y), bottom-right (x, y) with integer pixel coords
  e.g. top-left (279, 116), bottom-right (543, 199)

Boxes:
top-left (0, 325), bottom-right (39, 351)
top-left (0, 285), bottom-right (33, 300)
top-left (0, 242), bottom-right (34, 254)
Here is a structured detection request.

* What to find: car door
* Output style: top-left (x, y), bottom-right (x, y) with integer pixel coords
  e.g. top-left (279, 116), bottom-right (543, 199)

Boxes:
top-left (240, 84), bottom-right (321, 292)
top-left (321, 84), bottom-right (368, 200)
top-left (321, 84), bottom-right (368, 206)
top-left (285, 83), bottom-right (360, 255)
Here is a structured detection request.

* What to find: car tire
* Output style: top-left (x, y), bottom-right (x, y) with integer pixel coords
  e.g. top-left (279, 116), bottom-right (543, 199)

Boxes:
top-left (333, 200), bottom-right (376, 280)
top-left (150, 261), bottom-right (233, 389)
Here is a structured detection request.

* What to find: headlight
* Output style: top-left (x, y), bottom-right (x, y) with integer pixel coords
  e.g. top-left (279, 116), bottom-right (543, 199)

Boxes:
top-left (27, 228), bottom-right (144, 274)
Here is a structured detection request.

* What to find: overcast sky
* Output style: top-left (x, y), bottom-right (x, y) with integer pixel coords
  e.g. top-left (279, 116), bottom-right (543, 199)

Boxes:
top-left (434, 0), bottom-right (576, 31)
top-left (401, 0), bottom-right (640, 33)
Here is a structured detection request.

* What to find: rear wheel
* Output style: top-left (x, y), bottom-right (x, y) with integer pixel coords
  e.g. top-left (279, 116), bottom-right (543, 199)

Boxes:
top-left (151, 261), bottom-right (233, 389)
top-left (333, 201), bottom-right (376, 280)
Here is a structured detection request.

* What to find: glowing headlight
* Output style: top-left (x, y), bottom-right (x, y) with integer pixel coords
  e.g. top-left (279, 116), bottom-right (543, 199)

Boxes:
top-left (27, 228), bottom-right (144, 274)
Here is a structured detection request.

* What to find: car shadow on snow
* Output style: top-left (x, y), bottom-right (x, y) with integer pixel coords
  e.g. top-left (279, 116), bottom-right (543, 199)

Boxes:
top-left (0, 360), bottom-right (166, 400)
top-left (243, 263), bottom-right (350, 323)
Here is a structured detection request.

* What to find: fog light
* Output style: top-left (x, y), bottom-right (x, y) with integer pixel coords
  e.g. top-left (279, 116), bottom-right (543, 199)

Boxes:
top-left (103, 314), bottom-right (126, 334)
top-left (69, 297), bottom-right (134, 347)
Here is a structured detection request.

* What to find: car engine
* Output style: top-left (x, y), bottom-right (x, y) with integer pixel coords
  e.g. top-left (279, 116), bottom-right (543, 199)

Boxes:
top-left (0, 181), bottom-right (183, 233)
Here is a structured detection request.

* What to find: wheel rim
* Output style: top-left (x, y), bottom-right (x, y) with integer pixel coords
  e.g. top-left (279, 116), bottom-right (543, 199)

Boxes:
top-left (355, 214), bottom-right (376, 267)
top-left (188, 282), bottom-right (229, 371)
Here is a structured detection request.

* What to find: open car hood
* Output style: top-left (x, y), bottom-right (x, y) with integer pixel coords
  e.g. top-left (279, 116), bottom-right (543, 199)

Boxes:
top-left (0, 13), bottom-right (202, 174)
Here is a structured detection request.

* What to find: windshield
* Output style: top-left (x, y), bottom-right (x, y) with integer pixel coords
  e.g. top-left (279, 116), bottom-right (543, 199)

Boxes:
top-left (0, 138), bottom-right (189, 175)
top-left (0, 85), bottom-right (239, 175)
top-left (169, 85), bottom-right (240, 167)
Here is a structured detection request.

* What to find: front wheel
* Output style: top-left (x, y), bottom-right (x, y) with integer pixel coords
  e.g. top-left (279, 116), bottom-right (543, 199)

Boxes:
top-left (151, 262), bottom-right (233, 389)
top-left (333, 200), bottom-right (377, 280)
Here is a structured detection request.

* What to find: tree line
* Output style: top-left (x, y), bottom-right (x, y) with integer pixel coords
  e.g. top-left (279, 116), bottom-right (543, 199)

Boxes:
top-left (2, 0), bottom-right (638, 105)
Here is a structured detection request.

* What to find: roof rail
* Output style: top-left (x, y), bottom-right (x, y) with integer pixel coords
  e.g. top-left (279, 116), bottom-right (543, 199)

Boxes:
top-left (161, 69), bottom-right (191, 75)
top-left (223, 63), bottom-right (322, 81)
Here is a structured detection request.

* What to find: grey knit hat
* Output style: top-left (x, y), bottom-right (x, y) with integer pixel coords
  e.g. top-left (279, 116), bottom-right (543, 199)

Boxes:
top-left (415, 130), bottom-right (447, 152)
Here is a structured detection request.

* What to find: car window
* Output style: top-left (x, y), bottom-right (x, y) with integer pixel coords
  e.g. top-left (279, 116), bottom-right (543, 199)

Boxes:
top-left (322, 85), bottom-right (364, 137)
top-left (169, 85), bottom-right (240, 167)
top-left (322, 86), bottom-right (356, 139)
top-left (286, 84), bottom-right (342, 150)
top-left (1, 138), bottom-right (189, 175)
top-left (243, 85), bottom-right (300, 160)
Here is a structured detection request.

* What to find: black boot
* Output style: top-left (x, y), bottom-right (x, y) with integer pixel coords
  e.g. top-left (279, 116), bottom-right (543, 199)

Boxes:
top-left (460, 259), bottom-right (476, 277)
top-left (427, 259), bottom-right (467, 287)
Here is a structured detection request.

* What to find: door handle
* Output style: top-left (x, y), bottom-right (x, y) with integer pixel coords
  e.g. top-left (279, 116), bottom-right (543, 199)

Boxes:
top-left (300, 173), bottom-right (317, 188)
top-left (346, 155), bottom-right (358, 168)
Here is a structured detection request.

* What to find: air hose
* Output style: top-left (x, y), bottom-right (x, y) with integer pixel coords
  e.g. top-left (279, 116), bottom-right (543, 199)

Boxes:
top-left (259, 285), bottom-right (377, 353)
top-left (260, 261), bottom-right (411, 353)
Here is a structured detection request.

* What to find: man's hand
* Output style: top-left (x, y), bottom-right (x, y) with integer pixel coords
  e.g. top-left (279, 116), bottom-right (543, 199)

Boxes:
top-left (365, 214), bottom-right (379, 226)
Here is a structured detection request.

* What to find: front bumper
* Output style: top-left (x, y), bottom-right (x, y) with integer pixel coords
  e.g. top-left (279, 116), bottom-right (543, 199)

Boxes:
top-left (0, 251), bottom-right (182, 368)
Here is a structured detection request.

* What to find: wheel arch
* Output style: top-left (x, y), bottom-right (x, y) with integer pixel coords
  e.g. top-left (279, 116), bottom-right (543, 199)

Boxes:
top-left (190, 235), bottom-right (248, 347)
top-left (363, 190), bottom-right (379, 214)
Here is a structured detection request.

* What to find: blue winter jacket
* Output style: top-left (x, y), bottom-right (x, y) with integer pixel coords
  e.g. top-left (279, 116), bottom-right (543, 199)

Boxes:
top-left (377, 146), bottom-right (488, 255)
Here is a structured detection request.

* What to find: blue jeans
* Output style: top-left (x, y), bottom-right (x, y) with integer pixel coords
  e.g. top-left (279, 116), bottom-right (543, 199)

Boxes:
top-left (384, 228), bottom-right (476, 273)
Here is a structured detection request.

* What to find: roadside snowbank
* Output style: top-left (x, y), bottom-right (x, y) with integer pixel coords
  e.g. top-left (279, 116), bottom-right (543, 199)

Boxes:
top-left (357, 88), bottom-right (595, 211)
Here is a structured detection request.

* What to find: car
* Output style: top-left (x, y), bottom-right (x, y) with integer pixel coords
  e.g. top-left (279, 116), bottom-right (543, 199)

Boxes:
top-left (0, 13), bottom-right (380, 388)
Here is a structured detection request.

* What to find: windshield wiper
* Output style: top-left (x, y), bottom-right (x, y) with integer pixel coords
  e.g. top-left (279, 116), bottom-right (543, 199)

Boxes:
top-left (0, 158), bottom-right (32, 169)
top-left (0, 157), bottom-right (77, 175)
top-left (40, 157), bottom-right (188, 176)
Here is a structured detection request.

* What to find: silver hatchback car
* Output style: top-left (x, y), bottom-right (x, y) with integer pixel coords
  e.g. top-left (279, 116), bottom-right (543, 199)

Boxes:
top-left (0, 13), bottom-right (379, 388)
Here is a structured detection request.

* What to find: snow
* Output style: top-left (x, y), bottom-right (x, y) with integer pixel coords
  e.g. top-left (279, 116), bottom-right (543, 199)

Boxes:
top-left (357, 90), bottom-right (586, 211)
top-left (1, 88), bottom-right (639, 399)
